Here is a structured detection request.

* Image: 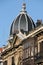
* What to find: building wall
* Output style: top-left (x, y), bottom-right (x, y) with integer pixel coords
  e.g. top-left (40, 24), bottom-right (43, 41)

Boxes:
top-left (2, 31), bottom-right (43, 65)
top-left (0, 51), bottom-right (3, 65)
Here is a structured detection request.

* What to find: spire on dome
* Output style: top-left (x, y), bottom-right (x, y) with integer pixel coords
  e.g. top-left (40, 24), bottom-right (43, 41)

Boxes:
top-left (20, 2), bottom-right (27, 14)
top-left (10, 1), bottom-right (35, 35)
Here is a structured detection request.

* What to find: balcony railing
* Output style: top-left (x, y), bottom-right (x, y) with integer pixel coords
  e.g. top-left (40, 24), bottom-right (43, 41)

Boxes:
top-left (34, 52), bottom-right (43, 60)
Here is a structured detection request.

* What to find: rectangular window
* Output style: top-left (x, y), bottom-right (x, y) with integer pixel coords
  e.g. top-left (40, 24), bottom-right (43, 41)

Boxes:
top-left (40, 42), bottom-right (43, 52)
top-left (23, 48), bottom-right (29, 59)
top-left (23, 47), bottom-right (31, 60)
top-left (12, 57), bottom-right (15, 65)
top-left (3, 61), bottom-right (7, 65)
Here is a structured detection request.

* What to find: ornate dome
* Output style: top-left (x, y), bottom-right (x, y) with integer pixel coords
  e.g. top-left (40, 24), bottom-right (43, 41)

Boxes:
top-left (10, 3), bottom-right (35, 35)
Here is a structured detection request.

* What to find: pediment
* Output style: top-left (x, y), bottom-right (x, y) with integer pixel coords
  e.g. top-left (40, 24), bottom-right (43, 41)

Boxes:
top-left (13, 26), bottom-right (43, 44)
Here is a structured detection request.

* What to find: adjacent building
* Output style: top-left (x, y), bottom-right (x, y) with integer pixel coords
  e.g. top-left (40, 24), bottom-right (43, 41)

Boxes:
top-left (1, 3), bottom-right (43, 65)
top-left (0, 48), bottom-right (3, 65)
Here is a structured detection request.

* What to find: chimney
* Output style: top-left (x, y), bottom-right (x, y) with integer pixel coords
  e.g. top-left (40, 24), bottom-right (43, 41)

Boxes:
top-left (36, 19), bottom-right (42, 27)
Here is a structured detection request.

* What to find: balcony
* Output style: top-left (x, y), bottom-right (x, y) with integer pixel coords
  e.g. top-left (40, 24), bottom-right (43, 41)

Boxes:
top-left (34, 52), bottom-right (43, 61)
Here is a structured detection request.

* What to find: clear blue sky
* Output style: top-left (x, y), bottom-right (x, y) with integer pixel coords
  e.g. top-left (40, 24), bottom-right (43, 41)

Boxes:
top-left (0, 0), bottom-right (43, 47)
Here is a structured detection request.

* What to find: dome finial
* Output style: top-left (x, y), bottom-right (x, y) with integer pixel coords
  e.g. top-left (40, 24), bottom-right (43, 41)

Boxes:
top-left (22, 2), bottom-right (26, 11)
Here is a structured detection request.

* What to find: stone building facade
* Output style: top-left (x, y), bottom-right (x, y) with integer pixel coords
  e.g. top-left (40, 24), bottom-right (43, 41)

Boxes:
top-left (1, 3), bottom-right (43, 65)
top-left (0, 48), bottom-right (3, 65)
